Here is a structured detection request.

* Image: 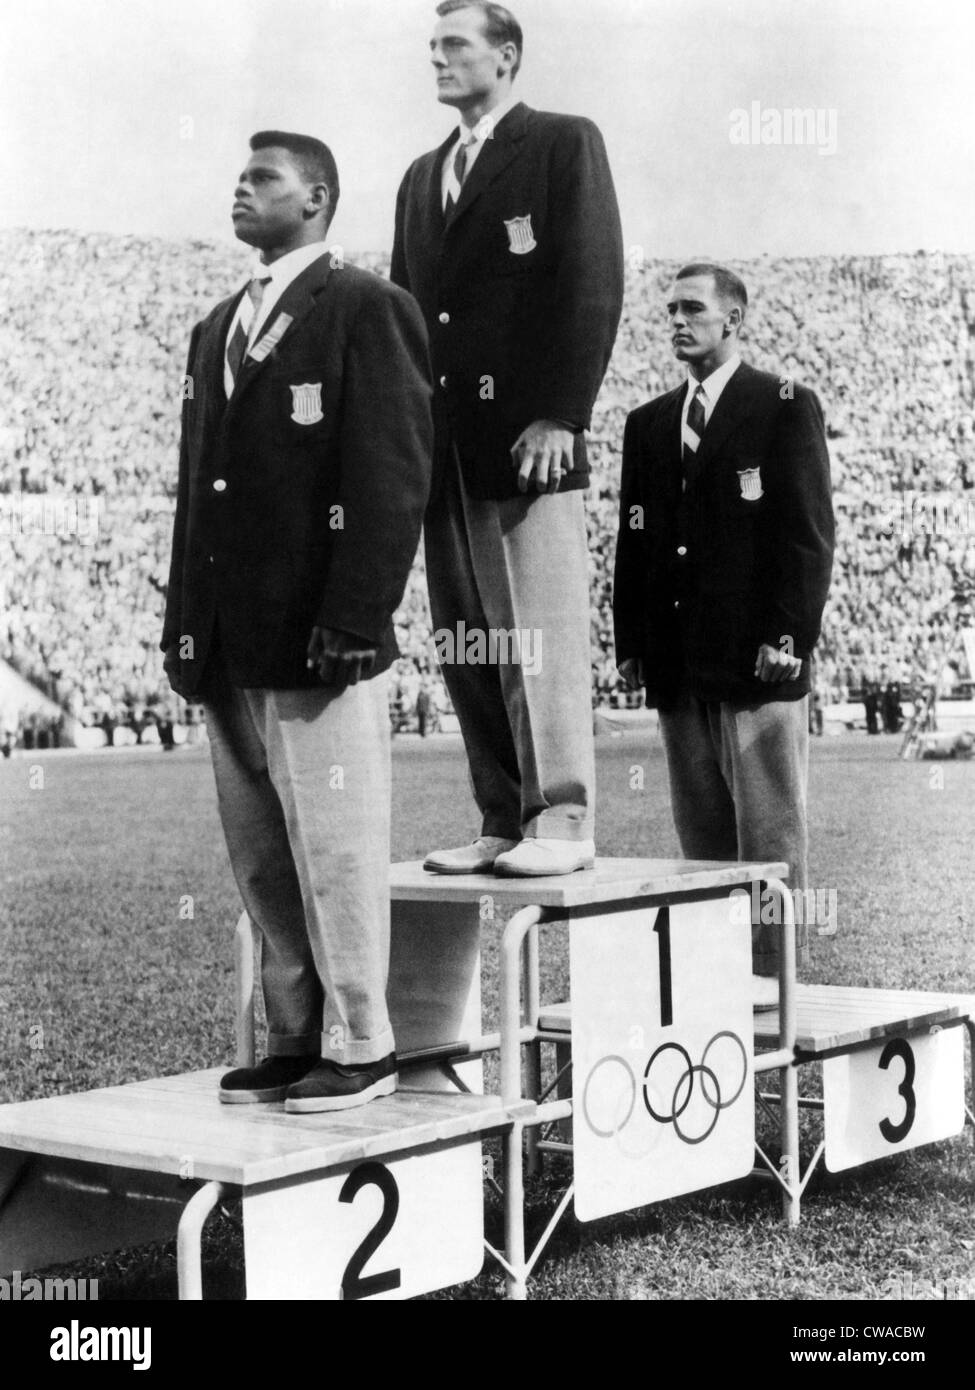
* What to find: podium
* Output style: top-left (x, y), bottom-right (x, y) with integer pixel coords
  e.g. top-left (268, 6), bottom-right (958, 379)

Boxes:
top-left (4, 857), bottom-right (969, 1299)
top-left (383, 858), bottom-right (796, 1298)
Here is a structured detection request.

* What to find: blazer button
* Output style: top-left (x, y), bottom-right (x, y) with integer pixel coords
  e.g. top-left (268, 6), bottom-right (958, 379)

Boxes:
top-left (677, 545), bottom-right (687, 556)
top-left (438, 312), bottom-right (450, 324)
top-left (212, 479), bottom-right (227, 492)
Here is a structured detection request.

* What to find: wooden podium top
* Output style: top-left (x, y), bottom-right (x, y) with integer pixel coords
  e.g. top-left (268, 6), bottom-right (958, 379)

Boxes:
top-left (0, 1071), bottom-right (520, 1186)
top-left (389, 857), bottom-right (788, 908)
top-left (752, 984), bottom-right (975, 1053)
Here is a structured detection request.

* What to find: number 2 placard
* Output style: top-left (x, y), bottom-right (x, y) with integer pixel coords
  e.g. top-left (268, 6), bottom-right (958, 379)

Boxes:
top-left (242, 1143), bottom-right (484, 1299)
top-left (823, 1025), bottom-right (966, 1172)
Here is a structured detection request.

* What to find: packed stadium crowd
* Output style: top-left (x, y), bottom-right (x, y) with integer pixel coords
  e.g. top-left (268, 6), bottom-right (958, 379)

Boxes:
top-left (1, 229), bottom-right (973, 737)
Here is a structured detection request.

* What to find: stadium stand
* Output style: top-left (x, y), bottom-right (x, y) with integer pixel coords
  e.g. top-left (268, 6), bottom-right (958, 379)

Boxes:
top-left (1, 230), bottom-right (973, 739)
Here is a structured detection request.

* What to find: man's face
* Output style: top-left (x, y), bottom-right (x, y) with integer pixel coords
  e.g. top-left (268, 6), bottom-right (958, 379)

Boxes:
top-left (667, 275), bottom-right (738, 367)
top-left (231, 147), bottom-right (321, 250)
top-left (430, 7), bottom-right (508, 108)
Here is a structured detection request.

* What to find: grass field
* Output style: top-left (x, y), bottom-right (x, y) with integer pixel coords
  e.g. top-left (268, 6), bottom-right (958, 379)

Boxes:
top-left (1, 732), bottom-right (973, 1300)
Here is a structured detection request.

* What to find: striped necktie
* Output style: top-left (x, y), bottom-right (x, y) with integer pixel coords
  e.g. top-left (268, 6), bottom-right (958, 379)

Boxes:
top-left (226, 274), bottom-right (270, 388)
top-left (682, 384), bottom-right (708, 476)
top-left (445, 133), bottom-right (475, 215)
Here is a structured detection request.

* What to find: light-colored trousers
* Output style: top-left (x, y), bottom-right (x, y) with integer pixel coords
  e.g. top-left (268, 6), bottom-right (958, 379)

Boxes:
top-left (658, 693), bottom-right (810, 974)
top-left (202, 664), bottom-right (394, 1065)
top-left (424, 462), bottom-right (595, 842)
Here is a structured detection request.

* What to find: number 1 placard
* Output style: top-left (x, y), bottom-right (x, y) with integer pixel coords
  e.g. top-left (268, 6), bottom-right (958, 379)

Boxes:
top-left (570, 899), bottom-right (755, 1222)
top-left (823, 1025), bottom-right (965, 1172)
top-left (242, 1142), bottom-right (484, 1299)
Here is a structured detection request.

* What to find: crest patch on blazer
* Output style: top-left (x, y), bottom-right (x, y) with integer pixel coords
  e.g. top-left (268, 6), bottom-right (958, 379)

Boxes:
top-left (503, 214), bottom-right (537, 254)
top-left (289, 382), bottom-right (324, 425)
top-left (737, 467), bottom-right (763, 501)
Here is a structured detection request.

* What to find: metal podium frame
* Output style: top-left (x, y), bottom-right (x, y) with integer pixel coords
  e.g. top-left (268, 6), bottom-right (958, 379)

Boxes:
top-left (491, 877), bottom-right (798, 1299)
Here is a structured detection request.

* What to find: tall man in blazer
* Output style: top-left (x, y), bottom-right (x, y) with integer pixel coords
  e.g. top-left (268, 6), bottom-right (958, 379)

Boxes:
top-left (391, 1), bottom-right (624, 876)
top-left (162, 132), bottom-right (433, 1109)
top-left (613, 264), bottom-right (834, 1003)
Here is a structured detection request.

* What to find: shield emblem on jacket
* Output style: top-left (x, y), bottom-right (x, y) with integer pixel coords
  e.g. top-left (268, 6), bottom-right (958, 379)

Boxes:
top-left (290, 382), bottom-right (324, 425)
top-left (503, 214), bottom-right (537, 255)
top-left (737, 467), bottom-right (763, 501)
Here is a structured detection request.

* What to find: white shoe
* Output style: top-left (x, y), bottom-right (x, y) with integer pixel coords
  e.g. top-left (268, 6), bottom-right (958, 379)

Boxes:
top-left (493, 837), bottom-right (596, 877)
top-left (752, 974), bottom-right (779, 1011)
top-left (423, 836), bottom-right (519, 874)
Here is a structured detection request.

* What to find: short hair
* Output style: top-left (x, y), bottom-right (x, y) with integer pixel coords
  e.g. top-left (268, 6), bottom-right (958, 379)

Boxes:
top-left (436, 1), bottom-right (524, 78)
top-left (249, 131), bottom-right (340, 224)
top-left (675, 261), bottom-right (748, 312)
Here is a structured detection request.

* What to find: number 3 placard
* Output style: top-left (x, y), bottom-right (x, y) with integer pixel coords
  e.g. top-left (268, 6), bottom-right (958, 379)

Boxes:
top-left (823, 1026), bottom-right (966, 1172)
top-left (242, 1143), bottom-right (485, 1299)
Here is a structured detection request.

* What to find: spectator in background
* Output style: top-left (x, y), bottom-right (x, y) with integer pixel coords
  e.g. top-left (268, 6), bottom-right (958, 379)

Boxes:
top-left (882, 673), bottom-right (903, 733)
top-left (863, 675), bottom-right (881, 734)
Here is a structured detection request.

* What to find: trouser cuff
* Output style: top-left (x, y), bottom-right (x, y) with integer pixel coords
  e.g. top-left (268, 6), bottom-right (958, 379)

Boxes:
top-left (321, 1025), bottom-right (396, 1067)
top-left (522, 814), bottom-right (594, 841)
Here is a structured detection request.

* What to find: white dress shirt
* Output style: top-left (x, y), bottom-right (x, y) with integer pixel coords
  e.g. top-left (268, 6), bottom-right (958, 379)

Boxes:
top-left (440, 91), bottom-right (520, 211)
top-left (680, 352), bottom-right (742, 454)
top-left (223, 241), bottom-right (332, 396)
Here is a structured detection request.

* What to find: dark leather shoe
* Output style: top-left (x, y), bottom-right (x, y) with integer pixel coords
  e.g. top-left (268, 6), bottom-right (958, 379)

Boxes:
top-left (219, 1054), bottom-right (319, 1104)
top-left (284, 1053), bottom-right (398, 1113)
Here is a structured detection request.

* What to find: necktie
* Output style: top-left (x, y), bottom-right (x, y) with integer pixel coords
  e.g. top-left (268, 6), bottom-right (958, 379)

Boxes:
top-left (445, 133), bottom-right (475, 215)
top-left (682, 384), bottom-right (708, 476)
top-left (226, 275), bottom-right (270, 388)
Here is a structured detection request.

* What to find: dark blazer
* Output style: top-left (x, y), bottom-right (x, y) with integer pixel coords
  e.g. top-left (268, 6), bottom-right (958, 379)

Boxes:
top-left (161, 256), bottom-right (433, 697)
top-left (390, 102), bottom-right (624, 500)
top-left (613, 362), bottom-right (835, 709)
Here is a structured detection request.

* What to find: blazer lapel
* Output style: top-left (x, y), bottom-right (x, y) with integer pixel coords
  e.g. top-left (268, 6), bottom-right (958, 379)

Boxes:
top-left (197, 293), bottom-right (241, 417)
top-left (656, 385), bottom-right (685, 499)
top-left (428, 130), bottom-right (454, 235)
top-left (226, 254), bottom-right (334, 412)
top-left (445, 102), bottom-right (530, 231)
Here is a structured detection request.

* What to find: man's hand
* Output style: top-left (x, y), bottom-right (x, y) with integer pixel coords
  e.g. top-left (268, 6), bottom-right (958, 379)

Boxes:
top-left (754, 643), bottom-right (802, 683)
top-left (510, 420), bottom-right (576, 494)
top-left (618, 657), bottom-right (645, 691)
top-left (307, 627), bottom-right (378, 690)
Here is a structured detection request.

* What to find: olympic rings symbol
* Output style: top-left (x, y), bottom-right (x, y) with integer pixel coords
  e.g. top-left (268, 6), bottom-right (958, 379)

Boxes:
top-left (582, 1031), bottom-right (748, 1147)
top-left (581, 1055), bottom-right (637, 1138)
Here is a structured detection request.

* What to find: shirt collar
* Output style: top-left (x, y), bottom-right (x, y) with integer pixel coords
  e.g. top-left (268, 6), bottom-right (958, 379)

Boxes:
top-left (250, 240), bottom-right (330, 289)
top-left (456, 91), bottom-right (519, 146)
top-left (687, 351), bottom-right (742, 408)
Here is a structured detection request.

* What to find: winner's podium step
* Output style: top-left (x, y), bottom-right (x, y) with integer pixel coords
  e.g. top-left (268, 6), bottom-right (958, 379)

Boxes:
top-left (533, 983), bottom-right (975, 1196)
top-left (752, 984), bottom-right (975, 1057)
top-left (391, 856), bottom-right (787, 906)
top-left (0, 1068), bottom-right (518, 1186)
top-left (0, 1069), bottom-right (523, 1298)
top-left (539, 983), bottom-right (975, 1056)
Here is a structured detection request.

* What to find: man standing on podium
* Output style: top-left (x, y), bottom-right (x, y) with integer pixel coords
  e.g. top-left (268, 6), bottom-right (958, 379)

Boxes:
top-left (391, 1), bottom-right (624, 877)
top-left (162, 132), bottom-right (432, 1109)
top-left (613, 263), bottom-right (834, 1005)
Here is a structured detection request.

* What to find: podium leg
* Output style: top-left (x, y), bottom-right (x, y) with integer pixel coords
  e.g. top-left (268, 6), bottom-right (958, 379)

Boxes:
top-left (177, 1181), bottom-right (224, 1300)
